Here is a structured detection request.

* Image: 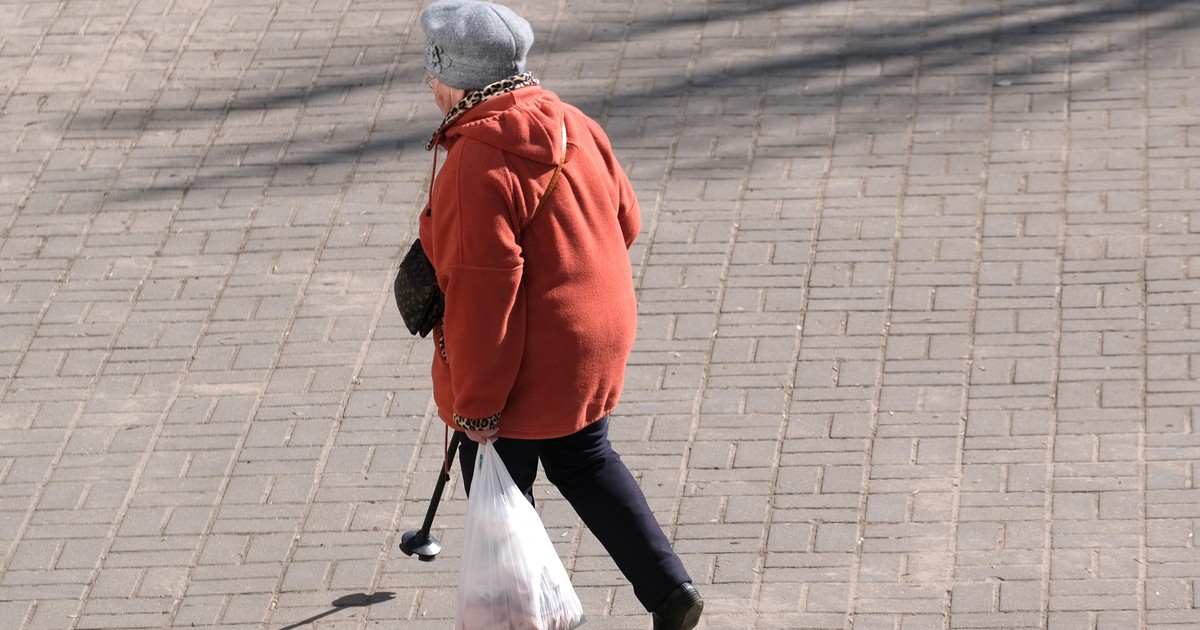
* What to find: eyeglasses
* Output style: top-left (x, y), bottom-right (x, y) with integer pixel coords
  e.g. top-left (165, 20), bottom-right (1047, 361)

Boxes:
top-left (424, 73), bottom-right (435, 90)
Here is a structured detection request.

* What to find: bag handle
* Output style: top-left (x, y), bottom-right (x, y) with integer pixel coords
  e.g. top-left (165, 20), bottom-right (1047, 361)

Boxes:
top-left (520, 119), bottom-right (567, 234)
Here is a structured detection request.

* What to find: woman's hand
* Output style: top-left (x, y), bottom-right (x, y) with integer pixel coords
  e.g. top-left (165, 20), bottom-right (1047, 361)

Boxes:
top-left (465, 426), bottom-right (500, 444)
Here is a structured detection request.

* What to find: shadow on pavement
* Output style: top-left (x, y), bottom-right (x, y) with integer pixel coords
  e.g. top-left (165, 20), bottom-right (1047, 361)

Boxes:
top-left (275, 592), bottom-right (396, 630)
top-left (62, 0), bottom-right (1196, 205)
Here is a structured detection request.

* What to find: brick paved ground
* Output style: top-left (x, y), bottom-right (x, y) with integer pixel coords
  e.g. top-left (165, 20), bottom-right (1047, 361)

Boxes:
top-left (1, 0), bottom-right (1198, 628)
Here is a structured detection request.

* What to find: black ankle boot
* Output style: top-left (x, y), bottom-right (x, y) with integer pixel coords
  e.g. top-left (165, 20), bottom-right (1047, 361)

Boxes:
top-left (652, 582), bottom-right (703, 630)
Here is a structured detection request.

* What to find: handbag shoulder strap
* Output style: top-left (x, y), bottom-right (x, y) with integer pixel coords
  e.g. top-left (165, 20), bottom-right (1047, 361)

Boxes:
top-left (520, 120), bottom-right (567, 235)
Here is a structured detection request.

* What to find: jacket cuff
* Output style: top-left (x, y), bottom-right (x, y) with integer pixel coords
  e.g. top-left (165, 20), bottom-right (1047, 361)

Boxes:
top-left (454, 412), bottom-right (501, 432)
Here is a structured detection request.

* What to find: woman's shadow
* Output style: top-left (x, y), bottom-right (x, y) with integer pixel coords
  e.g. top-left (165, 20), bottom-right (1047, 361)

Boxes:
top-left (277, 592), bottom-right (396, 630)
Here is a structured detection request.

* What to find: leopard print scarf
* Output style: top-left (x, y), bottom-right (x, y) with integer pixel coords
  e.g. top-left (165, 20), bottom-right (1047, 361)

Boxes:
top-left (426, 72), bottom-right (539, 150)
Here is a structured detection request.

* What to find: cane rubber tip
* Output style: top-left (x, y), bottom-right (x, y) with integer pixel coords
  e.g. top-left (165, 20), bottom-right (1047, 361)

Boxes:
top-left (400, 530), bottom-right (442, 561)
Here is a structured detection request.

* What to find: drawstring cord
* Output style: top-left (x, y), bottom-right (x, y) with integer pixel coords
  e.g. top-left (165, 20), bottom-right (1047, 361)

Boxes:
top-left (426, 142), bottom-right (438, 216)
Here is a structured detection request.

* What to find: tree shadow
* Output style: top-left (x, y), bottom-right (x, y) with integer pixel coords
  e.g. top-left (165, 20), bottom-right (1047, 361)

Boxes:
top-left (580, 0), bottom-right (838, 44)
top-left (67, 0), bottom-right (1196, 204)
top-left (275, 592), bottom-right (396, 630)
top-left (589, 0), bottom-right (1198, 100)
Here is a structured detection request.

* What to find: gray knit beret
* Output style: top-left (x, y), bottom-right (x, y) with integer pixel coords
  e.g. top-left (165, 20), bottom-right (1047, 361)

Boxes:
top-left (421, 0), bottom-right (534, 90)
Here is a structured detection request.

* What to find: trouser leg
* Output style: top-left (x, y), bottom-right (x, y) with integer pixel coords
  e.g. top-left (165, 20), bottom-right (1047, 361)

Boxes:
top-left (539, 417), bottom-right (691, 611)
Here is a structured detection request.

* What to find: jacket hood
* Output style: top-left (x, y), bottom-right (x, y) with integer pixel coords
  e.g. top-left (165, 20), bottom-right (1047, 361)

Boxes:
top-left (442, 86), bottom-right (565, 166)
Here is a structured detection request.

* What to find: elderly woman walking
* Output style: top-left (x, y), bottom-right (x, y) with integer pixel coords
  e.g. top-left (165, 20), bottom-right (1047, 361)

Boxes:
top-left (410, 1), bottom-right (703, 628)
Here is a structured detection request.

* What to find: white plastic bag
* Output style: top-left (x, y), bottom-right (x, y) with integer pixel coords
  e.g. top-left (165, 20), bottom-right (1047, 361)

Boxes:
top-left (456, 440), bottom-right (586, 630)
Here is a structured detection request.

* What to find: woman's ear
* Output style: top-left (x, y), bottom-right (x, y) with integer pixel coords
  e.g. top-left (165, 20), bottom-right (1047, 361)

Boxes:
top-left (433, 79), bottom-right (467, 115)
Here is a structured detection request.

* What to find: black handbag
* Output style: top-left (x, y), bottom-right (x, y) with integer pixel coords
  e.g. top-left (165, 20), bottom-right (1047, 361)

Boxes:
top-left (394, 238), bottom-right (444, 338)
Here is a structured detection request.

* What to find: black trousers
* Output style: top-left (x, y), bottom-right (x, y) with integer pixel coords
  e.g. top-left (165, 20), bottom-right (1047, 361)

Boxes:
top-left (456, 416), bottom-right (692, 611)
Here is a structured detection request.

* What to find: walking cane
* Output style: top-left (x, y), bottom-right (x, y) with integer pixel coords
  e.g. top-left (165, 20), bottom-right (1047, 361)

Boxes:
top-left (399, 431), bottom-right (464, 562)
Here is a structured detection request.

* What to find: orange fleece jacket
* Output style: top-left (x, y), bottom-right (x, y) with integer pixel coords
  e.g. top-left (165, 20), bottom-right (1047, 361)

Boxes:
top-left (418, 86), bottom-right (641, 439)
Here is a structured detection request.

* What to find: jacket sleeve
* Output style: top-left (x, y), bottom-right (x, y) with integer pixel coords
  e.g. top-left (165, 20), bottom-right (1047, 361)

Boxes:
top-left (431, 145), bottom-right (526, 429)
top-left (577, 110), bottom-right (641, 249)
top-left (614, 160), bottom-right (641, 250)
